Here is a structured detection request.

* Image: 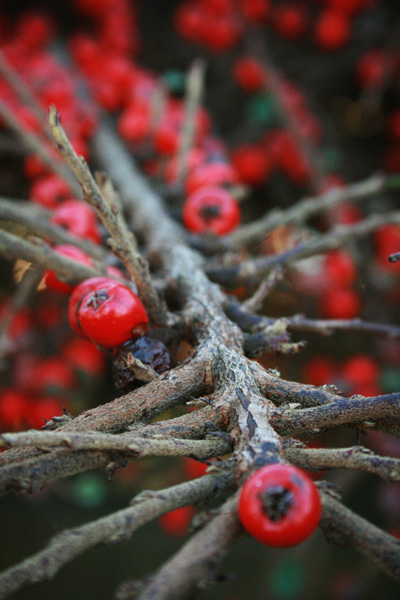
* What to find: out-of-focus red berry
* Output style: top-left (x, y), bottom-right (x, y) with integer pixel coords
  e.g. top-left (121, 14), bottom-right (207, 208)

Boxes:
top-left (159, 506), bottom-right (196, 536)
top-left (242, 0), bottom-right (270, 23)
top-left (233, 57), bottom-right (267, 92)
top-left (231, 144), bottom-right (272, 185)
top-left (319, 287), bottom-right (361, 319)
top-left (324, 250), bottom-right (357, 288)
top-left (30, 175), bottom-right (72, 209)
top-left (314, 10), bottom-right (350, 51)
top-left (302, 357), bottom-right (335, 387)
top-left (341, 355), bottom-right (379, 389)
top-left (51, 200), bottom-right (101, 245)
top-left (0, 390), bottom-right (29, 430)
top-left (356, 50), bottom-right (386, 89)
top-left (26, 358), bottom-right (76, 395)
top-left (43, 245), bottom-right (93, 294)
top-left (272, 3), bottom-right (309, 40)
top-left (62, 338), bottom-right (106, 377)
top-left (28, 397), bottom-right (62, 429)
top-left (202, 15), bottom-right (241, 52)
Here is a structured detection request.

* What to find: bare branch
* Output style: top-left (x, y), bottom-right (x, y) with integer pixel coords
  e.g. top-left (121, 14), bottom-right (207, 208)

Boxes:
top-left (271, 393), bottom-right (400, 436)
top-left (124, 495), bottom-right (241, 600)
top-left (319, 489), bottom-right (400, 582)
top-left (48, 106), bottom-right (168, 325)
top-left (286, 442), bottom-right (400, 481)
top-left (0, 101), bottom-right (79, 194)
top-left (0, 472), bottom-right (234, 599)
top-left (208, 211), bottom-right (400, 288)
top-left (0, 429), bottom-right (232, 459)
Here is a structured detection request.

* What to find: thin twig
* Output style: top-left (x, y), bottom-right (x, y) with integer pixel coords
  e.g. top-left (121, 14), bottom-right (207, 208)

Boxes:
top-left (128, 495), bottom-right (241, 600)
top-left (230, 173), bottom-right (391, 248)
top-left (0, 429), bottom-right (232, 458)
top-left (319, 489), bottom-right (400, 582)
top-left (48, 106), bottom-right (168, 325)
top-left (207, 210), bottom-right (400, 288)
top-left (0, 102), bottom-right (79, 194)
top-left (286, 442), bottom-right (400, 481)
top-left (0, 228), bottom-right (100, 284)
top-left (0, 49), bottom-right (50, 139)
top-left (0, 196), bottom-right (105, 261)
top-left (175, 59), bottom-right (206, 188)
top-left (0, 472), bottom-right (234, 599)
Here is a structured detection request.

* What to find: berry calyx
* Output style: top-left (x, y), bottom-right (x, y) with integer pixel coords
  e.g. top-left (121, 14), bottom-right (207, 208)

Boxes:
top-left (183, 186), bottom-right (240, 235)
top-left (238, 464), bottom-right (321, 547)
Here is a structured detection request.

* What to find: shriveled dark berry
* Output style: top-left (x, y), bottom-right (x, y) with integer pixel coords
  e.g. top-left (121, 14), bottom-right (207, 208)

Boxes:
top-left (112, 336), bottom-right (173, 392)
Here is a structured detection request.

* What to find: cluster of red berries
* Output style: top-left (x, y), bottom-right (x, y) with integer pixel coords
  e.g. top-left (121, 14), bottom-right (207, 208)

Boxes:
top-left (174, 0), bottom-right (374, 53)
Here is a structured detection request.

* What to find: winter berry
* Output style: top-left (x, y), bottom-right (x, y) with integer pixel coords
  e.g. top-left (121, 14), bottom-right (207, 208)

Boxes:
top-left (29, 175), bottom-right (72, 209)
top-left (272, 3), bottom-right (309, 40)
top-left (62, 338), bottom-right (106, 377)
top-left (72, 279), bottom-right (149, 348)
top-left (26, 358), bottom-right (76, 395)
top-left (159, 506), bottom-right (196, 537)
top-left (320, 287), bottom-right (361, 319)
top-left (233, 57), bottom-right (267, 92)
top-left (50, 200), bottom-right (101, 244)
top-left (0, 389), bottom-right (29, 430)
top-left (183, 186), bottom-right (240, 235)
top-left (324, 250), bottom-right (357, 288)
top-left (314, 10), bottom-right (350, 51)
top-left (185, 161), bottom-right (238, 195)
top-left (231, 144), bottom-right (272, 185)
top-left (238, 464), bottom-right (321, 547)
top-left (43, 245), bottom-right (93, 294)
top-left (112, 336), bottom-right (173, 391)
top-left (28, 397), bottom-right (63, 429)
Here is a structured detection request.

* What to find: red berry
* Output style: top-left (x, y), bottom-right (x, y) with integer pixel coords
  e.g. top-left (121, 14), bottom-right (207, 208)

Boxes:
top-left (202, 15), bottom-right (241, 52)
top-left (118, 105), bottom-right (151, 145)
top-left (174, 4), bottom-right (206, 42)
top-left (183, 186), bottom-right (240, 235)
top-left (153, 119), bottom-right (181, 156)
top-left (324, 250), bottom-right (357, 288)
top-left (30, 175), bottom-right (72, 209)
top-left (27, 358), bottom-right (76, 395)
top-left (72, 279), bottom-right (149, 348)
top-left (43, 245), bottom-right (93, 294)
top-left (239, 464), bottom-right (321, 547)
top-left (28, 397), bottom-right (63, 429)
top-left (320, 287), bottom-right (361, 319)
top-left (233, 57), bottom-right (267, 92)
top-left (341, 355), bottom-right (378, 389)
top-left (0, 390), bottom-right (29, 430)
top-left (159, 506), bottom-right (196, 537)
top-left (242, 0), bottom-right (270, 24)
top-left (302, 357), bottom-right (335, 387)
top-left (272, 3), bottom-right (309, 40)
top-left (63, 338), bottom-right (106, 377)
top-left (314, 10), bottom-right (350, 51)
top-left (231, 144), bottom-right (272, 185)
top-left (51, 200), bottom-right (101, 244)
top-left (356, 50), bottom-right (386, 89)
top-left (185, 161), bottom-right (238, 195)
